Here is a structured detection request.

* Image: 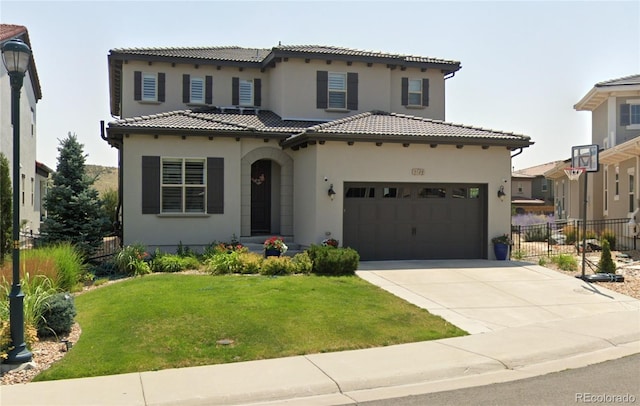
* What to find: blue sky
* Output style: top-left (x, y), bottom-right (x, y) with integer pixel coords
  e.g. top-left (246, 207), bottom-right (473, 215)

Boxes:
top-left (1, 0), bottom-right (639, 170)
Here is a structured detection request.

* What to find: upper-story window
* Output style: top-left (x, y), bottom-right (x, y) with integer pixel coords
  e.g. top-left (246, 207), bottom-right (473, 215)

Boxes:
top-left (232, 77), bottom-right (261, 107)
top-left (134, 71), bottom-right (165, 103)
top-left (328, 73), bottom-right (347, 109)
top-left (620, 101), bottom-right (640, 127)
top-left (183, 75), bottom-right (213, 105)
top-left (401, 78), bottom-right (429, 107)
top-left (316, 71), bottom-right (358, 111)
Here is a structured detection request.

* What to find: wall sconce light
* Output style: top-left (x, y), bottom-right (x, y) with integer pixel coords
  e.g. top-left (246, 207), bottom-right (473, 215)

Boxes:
top-left (497, 185), bottom-right (506, 201)
top-left (328, 184), bottom-right (336, 200)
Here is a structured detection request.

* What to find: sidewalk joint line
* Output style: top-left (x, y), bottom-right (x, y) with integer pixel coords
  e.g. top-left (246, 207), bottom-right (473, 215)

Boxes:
top-left (138, 373), bottom-right (149, 406)
top-left (303, 355), bottom-right (345, 394)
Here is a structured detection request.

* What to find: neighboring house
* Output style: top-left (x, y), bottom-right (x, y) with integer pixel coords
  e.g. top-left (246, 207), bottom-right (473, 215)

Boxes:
top-left (104, 45), bottom-right (533, 260)
top-left (511, 161), bottom-right (557, 215)
top-left (546, 74), bottom-right (640, 241)
top-left (0, 24), bottom-right (46, 234)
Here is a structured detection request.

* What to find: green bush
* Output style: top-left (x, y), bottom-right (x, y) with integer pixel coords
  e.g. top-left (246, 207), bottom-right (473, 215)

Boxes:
top-left (260, 256), bottom-right (295, 276)
top-left (205, 251), bottom-right (243, 275)
top-left (152, 254), bottom-right (200, 273)
top-left (550, 254), bottom-right (578, 272)
top-left (307, 245), bottom-right (360, 276)
top-left (202, 242), bottom-right (247, 261)
top-left (38, 292), bottom-right (77, 337)
top-left (237, 252), bottom-right (263, 274)
top-left (115, 243), bottom-right (151, 276)
top-left (292, 252), bottom-right (312, 274)
top-left (524, 225), bottom-right (548, 242)
top-left (597, 239), bottom-right (616, 274)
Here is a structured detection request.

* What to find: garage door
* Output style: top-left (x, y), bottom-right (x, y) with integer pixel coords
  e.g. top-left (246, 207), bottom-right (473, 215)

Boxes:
top-left (343, 183), bottom-right (487, 260)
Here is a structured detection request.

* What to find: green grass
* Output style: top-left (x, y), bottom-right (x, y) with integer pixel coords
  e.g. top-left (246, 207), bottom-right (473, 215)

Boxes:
top-left (35, 274), bottom-right (467, 381)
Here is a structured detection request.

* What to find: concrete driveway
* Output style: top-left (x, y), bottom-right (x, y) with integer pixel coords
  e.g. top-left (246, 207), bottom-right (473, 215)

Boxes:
top-left (357, 260), bottom-right (640, 334)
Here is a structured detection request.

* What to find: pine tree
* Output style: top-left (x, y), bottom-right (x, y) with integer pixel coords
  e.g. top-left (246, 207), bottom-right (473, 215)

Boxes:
top-left (41, 133), bottom-right (108, 256)
top-left (0, 153), bottom-right (11, 264)
top-left (597, 239), bottom-right (616, 274)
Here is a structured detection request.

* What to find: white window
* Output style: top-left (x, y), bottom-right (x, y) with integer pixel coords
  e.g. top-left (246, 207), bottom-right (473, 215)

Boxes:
top-left (142, 73), bottom-right (157, 101)
top-left (517, 183), bottom-right (523, 193)
top-left (408, 79), bottom-right (422, 106)
top-left (631, 104), bottom-right (640, 125)
top-left (328, 72), bottom-right (346, 109)
top-left (161, 158), bottom-right (206, 213)
top-left (190, 77), bottom-right (204, 104)
top-left (629, 168), bottom-right (635, 213)
top-left (239, 79), bottom-right (253, 106)
top-left (603, 166), bottom-right (608, 214)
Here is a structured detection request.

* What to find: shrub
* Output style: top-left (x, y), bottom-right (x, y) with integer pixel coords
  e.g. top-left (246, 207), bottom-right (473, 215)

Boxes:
top-left (308, 245), bottom-right (360, 276)
top-left (292, 252), bottom-right (313, 274)
top-left (260, 256), bottom-right (295, 276)
top-left (202, 242), bottom-right (246, 260)
top-left (237, 252), bottom-right (263, 274)
top-left (600, 229), bottom-right (616, 251)
top-left (524, 224), bottom-right (548, 242)
top-left (38, 293), bottom-right (77, 337)
top-left (152, 254), bottom-right (200, 273)
top-left (115, 243), bottom-right (151, 276)
top-left (597, 239), bottom-right (616, 274)
top-left (550, 254), bottom-right (578, 272)
top-left (205, 250), bottom-right (243, 275)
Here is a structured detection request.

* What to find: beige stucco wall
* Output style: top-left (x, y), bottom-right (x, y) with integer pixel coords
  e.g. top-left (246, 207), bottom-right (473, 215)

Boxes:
top-left (119, 59), bottom-right (446, 122)
top-left (120, 61), bottom-right (268, 118)
top-left (511, 178), bottom-right (533, 198)
top-left (603, 160), bottom-right (638, 219)
top-left (0, 67), bottom-right (40, 233)
top-left (122, 134), bottom-right (243, 249)
top-left (592, 101), bottom-right (608, 147)
top-left (291, 142), bottom-right (512, 257)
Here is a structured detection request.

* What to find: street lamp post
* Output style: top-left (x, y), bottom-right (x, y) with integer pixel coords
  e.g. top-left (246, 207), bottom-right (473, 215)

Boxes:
top-left (2, 38), bottom-right (33, 364)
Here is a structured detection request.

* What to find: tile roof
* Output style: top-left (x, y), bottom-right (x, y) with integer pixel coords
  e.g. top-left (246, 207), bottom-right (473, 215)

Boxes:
top-left (513, 160), bottom-right (563, 177)
top-left (108, 108), bottom-right (323, 134)
top-left (595, 74), bottom-right (640, 87)
top-left (0, 24), bottom-right (26, 41)
top-left (107, 109), bottom-right (532, 149)
top-left (110, 46), bottom-right (271, 63)
top-left (109, 44), bottom-right (460, 68)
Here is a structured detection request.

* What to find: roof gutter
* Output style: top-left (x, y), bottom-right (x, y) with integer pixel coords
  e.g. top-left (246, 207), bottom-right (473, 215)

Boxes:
top-left (511, 148), bottom-right (524, 159)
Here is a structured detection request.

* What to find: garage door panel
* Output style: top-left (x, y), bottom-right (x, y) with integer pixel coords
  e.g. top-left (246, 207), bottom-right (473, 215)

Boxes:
top-left (344, 183), bottom-right (487, 260)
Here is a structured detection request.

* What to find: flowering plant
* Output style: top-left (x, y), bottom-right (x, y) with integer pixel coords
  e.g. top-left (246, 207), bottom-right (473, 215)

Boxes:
top-left (264, 236), bottom-right (288, 254)
top-left (322, 238), bottom-right (339, 248)
top-left (491, 234), bottom-right (512, 245)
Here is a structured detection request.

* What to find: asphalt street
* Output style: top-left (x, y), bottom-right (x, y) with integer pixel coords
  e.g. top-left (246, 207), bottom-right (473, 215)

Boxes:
top-left (360, 353), bottom-right (640, 406)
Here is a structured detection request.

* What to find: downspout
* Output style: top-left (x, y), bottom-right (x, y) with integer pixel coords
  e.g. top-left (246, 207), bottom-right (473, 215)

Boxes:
top-left (101, 120), bottom-right (123, 246)
top-left (444, 72), bottom-right (456, 80)
top-left (510, 148), bottom-right (523, 159)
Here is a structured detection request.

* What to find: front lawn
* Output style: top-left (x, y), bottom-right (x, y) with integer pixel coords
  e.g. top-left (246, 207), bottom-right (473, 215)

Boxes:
top-left (35, 274), bottom-right (466, 381)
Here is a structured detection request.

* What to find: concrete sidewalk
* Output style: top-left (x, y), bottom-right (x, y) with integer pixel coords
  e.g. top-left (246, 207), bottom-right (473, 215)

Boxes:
top-left (2, 260), bottom-right (639, 406)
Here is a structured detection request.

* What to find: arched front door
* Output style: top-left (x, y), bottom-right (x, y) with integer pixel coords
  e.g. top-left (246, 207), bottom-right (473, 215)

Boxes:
top-left (251, 159), bottom-right (271, 234)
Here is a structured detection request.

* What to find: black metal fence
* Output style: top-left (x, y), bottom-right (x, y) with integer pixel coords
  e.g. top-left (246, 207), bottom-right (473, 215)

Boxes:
top-left (510, 218), bottom-right (637, 259)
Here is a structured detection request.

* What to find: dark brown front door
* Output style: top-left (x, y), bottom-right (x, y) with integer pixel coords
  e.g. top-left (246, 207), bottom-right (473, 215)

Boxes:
top-left (251, 160), bottom-right (271, 234)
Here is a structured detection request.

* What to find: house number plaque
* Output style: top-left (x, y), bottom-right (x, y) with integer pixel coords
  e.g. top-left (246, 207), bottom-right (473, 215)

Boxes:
top-left (411, 168), bottom-right (425, 176)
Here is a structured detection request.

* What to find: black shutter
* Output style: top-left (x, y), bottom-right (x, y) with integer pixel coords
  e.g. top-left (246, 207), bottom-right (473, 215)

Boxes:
top-left (183, 74), bottom-right (190, 103)
top-left (232, 77), bottom-right (239, 105)
top-left (316, 71), bottom-right (328, 109)
top-left (347, 72), bottom-right (358, 110)
top-left (141, 156), bottom-right (160, 214)
top-left (158, 73), bottom-right (166, 102)
top-left (254, 78), bottom-right (262, 106)
top-left (422, 78), bottom-right (430, 107)
top-left (207, 158), bottom-right (224, 214)
top-left (205, 76), bottom-right (213, 104)
top-left (621, 104), bottom-right (631, 126)
top-left (401, 77), bottom-right (408, 106)
top-left (134, 71), bottom-right (142, 101)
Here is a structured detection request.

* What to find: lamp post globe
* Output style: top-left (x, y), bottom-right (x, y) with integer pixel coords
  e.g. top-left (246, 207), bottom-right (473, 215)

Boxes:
top-left (2, 38), bottom-right (33, 364)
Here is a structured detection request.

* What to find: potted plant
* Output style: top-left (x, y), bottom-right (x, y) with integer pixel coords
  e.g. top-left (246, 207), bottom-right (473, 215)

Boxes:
top-left (322, 238), bottom-right (339, 248)
top-left (491, 234), bottom-right (511, 260)
top-left (263, 236), bottom-right (288, 257)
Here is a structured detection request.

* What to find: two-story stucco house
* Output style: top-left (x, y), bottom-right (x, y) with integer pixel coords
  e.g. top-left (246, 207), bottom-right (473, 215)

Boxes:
top-left (546, 74), bottom-right (640, 241)
top-left (511, 161), bottom-right (558, 215)
top-left (0, 24), bottom-right (50, 235)
top-left (104, 45), bottom-right (533, 260)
